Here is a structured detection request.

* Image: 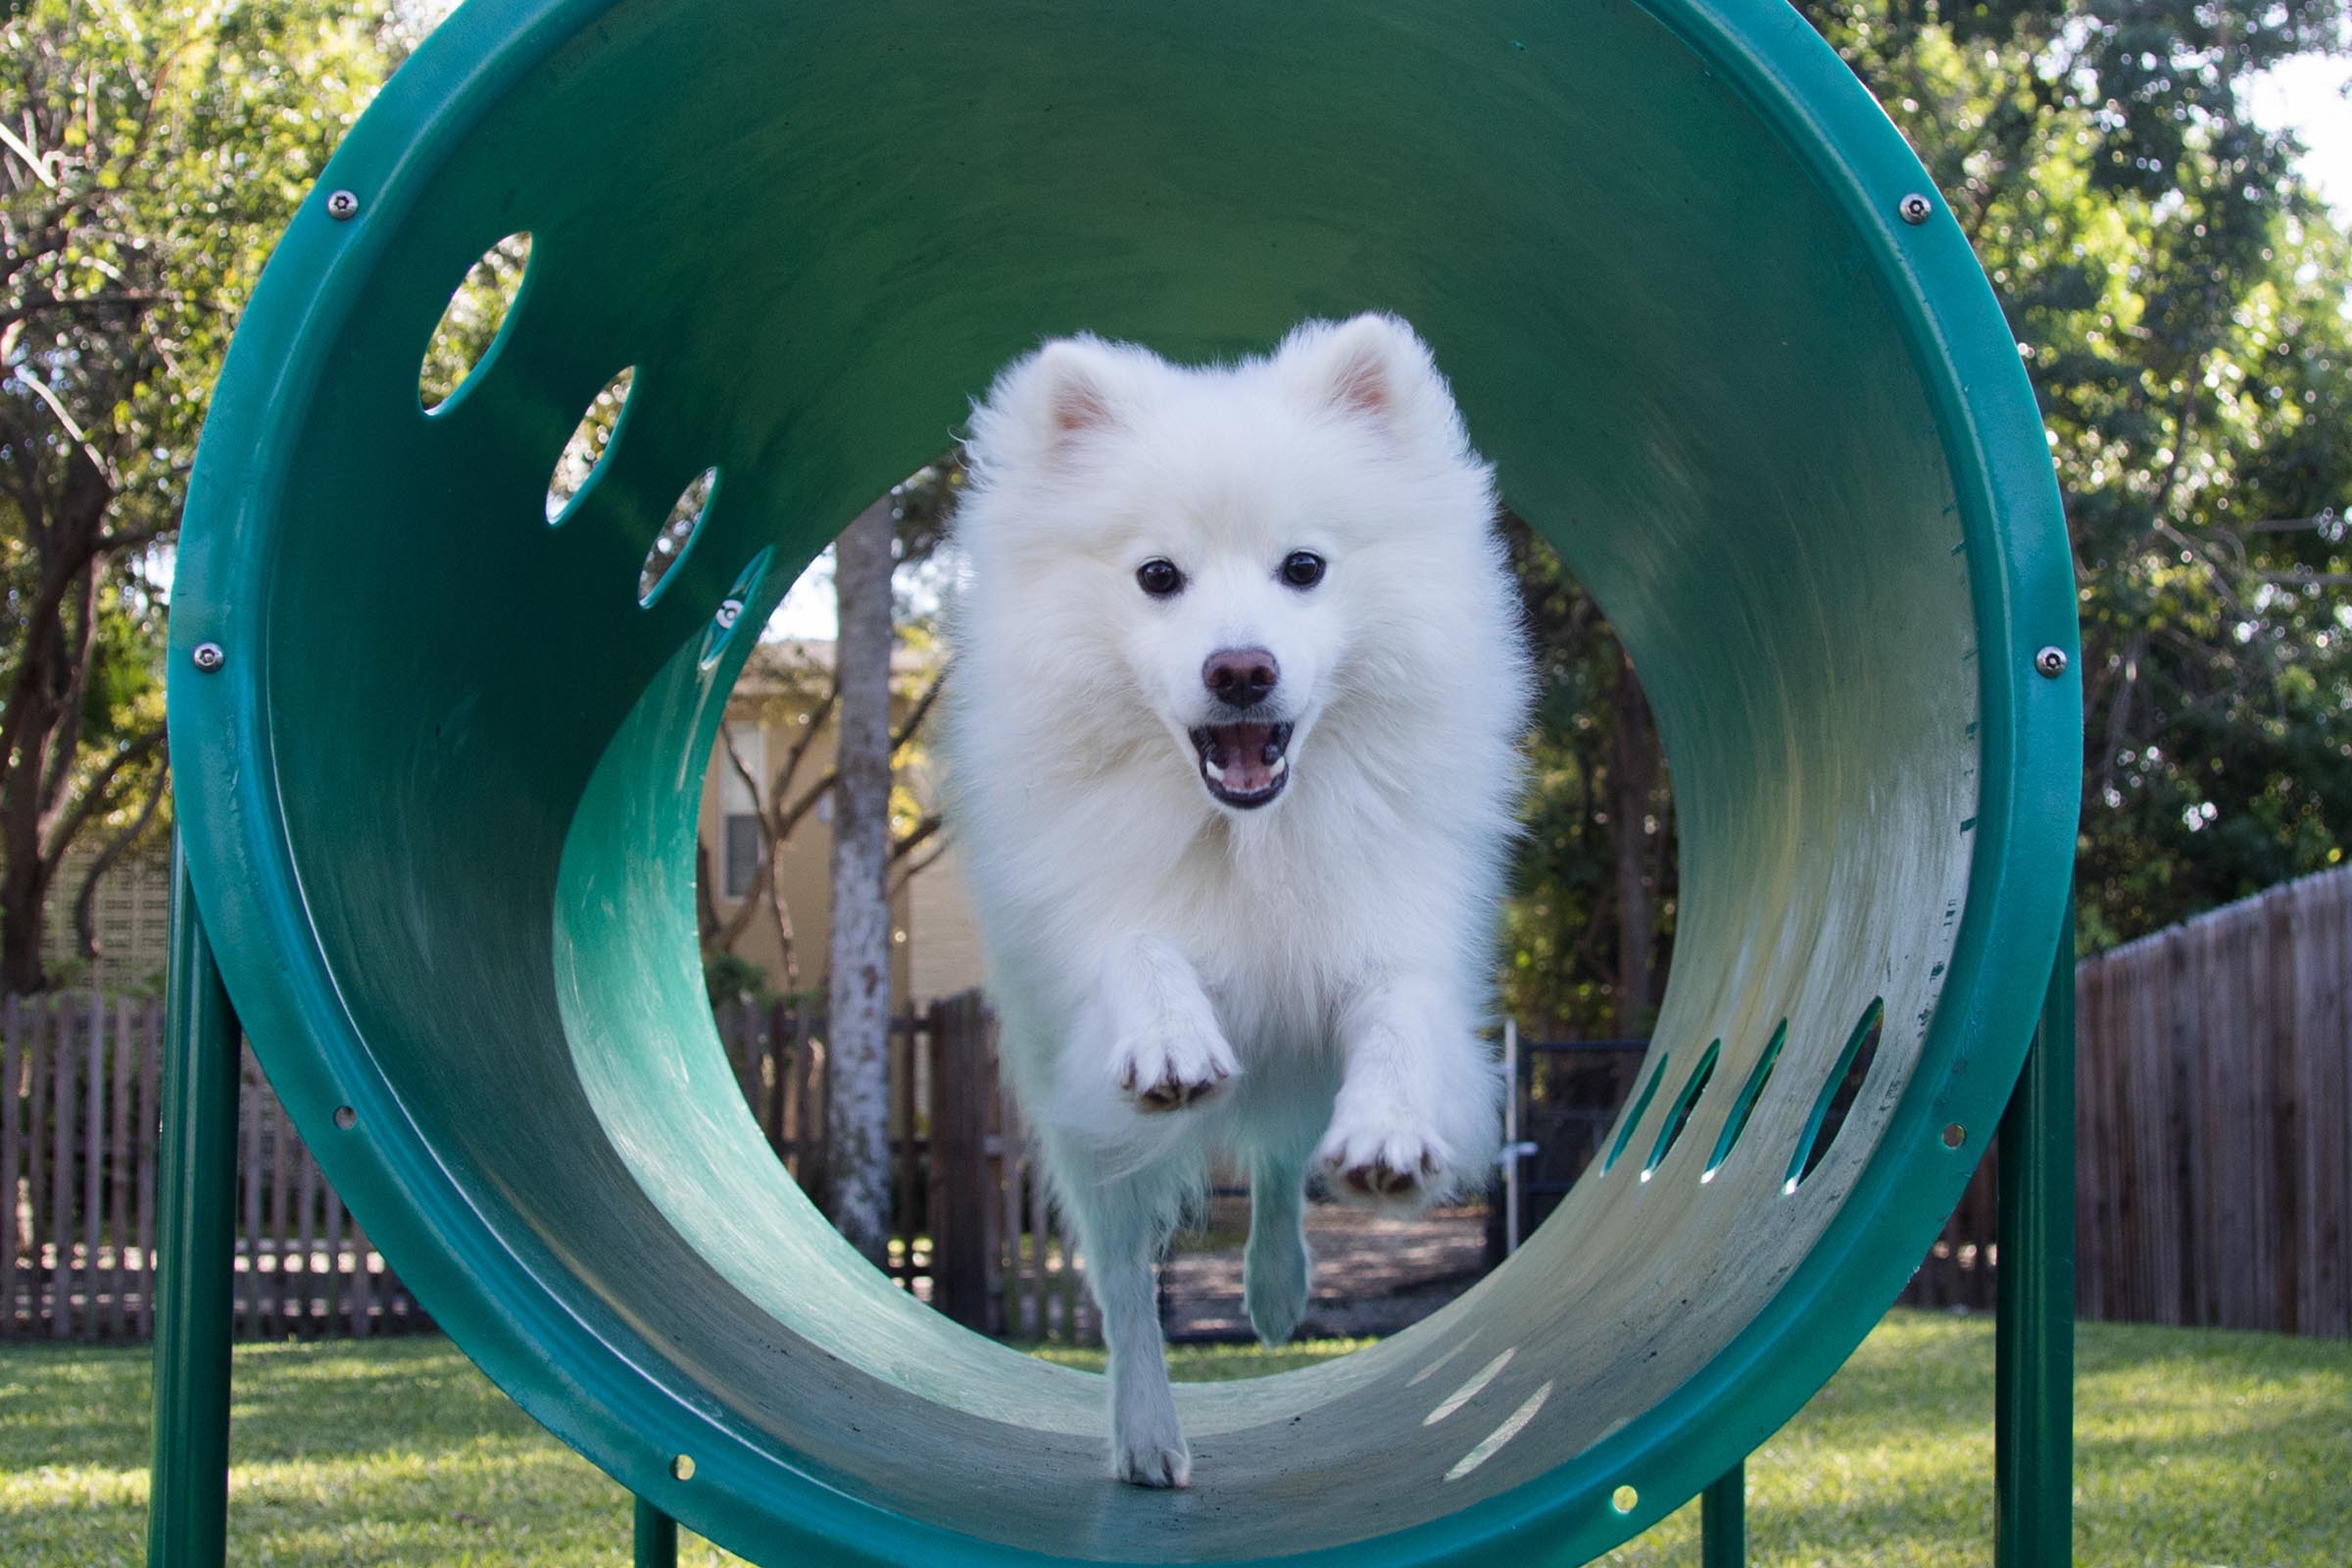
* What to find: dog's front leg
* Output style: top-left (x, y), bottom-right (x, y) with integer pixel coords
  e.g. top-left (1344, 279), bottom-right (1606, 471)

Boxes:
top-left (1315, 971), bottom-right (1503, 1208)
top-left (1054, 1154), bottom-right (1194, 1488)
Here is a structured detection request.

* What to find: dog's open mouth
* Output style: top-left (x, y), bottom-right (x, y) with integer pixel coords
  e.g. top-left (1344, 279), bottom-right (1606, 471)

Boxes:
top-left (1189, 721), bottom-right (1293, 808)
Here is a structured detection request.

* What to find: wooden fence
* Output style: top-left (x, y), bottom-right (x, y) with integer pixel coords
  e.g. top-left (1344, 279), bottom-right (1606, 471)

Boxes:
top-left (0, 993), bottom-right (427, 1341)
top-left (1848, 865), bottom-right (2352, 1333)
top-left (2072, 864), bottom-right (2351, 1338)
top-left (5, 988), bottom-right (1091, 1343)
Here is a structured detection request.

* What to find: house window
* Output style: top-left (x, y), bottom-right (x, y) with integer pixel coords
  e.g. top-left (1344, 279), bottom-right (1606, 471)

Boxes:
top-left (723, 814), bottom-right (762, 900)
top-left (720, 722), bottom-right (765, 901)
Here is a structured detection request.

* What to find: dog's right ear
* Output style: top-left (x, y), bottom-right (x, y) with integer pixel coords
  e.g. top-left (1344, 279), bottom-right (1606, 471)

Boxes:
top-left (971, 335), bottom-right (1128, 471)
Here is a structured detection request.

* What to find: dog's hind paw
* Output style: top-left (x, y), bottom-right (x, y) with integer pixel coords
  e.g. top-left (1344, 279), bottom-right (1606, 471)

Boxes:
top-left (1112, 1021), bottom-right (1238, 1114)
top-left (1244, 1240), bottom-right (1310, 1347)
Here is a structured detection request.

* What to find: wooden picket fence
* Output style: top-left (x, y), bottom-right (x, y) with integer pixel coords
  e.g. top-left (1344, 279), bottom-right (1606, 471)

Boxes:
top-left (0, 993), bottom-right (426, 1340)
top-left (4, 988), bottom-right (1091, 1343)
top-left (707, 991), bottom-right (1090, 1337)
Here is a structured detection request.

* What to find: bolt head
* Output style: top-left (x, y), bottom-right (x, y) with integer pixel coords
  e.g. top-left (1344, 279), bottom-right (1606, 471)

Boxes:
top-left (325, 189), bottom-right (360, 220)
top-left (191, 641), bottom-right (226, 672)
top-left (1898, 192), bottom-right (1934, 224)
top-left (2034, 646), bottom-right (2069, 677)
top-left (714, 598), bottom-right (743, 630)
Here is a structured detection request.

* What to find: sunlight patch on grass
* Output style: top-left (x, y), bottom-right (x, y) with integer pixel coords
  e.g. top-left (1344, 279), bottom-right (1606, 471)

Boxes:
top-left (5, 1314), bottom-right (2347, 1565)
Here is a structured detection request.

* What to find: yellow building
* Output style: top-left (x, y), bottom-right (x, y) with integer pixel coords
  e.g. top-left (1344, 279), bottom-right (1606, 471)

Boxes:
top-left (696, 640), bottom-right (985, 1009)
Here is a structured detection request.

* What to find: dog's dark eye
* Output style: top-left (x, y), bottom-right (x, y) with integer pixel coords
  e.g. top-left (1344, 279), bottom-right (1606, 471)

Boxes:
top-left (1280, 551), bottom-right (1326, 589)
top-left (1136, 559), bottom-right (1185, 598)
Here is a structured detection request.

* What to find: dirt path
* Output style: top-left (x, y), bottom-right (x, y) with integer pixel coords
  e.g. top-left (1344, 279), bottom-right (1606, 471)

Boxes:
top-left (1160, 1195), bottom-right (1492, 1343)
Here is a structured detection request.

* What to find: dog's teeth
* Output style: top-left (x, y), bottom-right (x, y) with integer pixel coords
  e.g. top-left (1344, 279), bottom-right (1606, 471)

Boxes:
top-left (1267, 754), bottom-right (1288, 776)
top-left (1204, 757), bottom-right (1226, 783)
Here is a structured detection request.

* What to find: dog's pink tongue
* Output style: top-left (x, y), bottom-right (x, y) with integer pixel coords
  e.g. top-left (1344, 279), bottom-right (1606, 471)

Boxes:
top-left (1211, 722), bottom-right (1278, 792)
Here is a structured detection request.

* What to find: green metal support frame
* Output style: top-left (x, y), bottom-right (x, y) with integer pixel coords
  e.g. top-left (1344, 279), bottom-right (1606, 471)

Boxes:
top-left (1699, 1463), bottom-right (1745, 1566)
top-left (146, 845), bottom-right (241, 1568)
top-left (1995, 899), bottom-right (2078, 1566)
top-left (637, 1497), bottom-right (682, 1566)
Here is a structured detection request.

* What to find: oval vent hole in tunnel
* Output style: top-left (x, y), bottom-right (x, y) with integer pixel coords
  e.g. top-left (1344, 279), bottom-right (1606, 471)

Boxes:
top-left (418, 231), bottom-right (531, 415)
top-left (546, 368), bottom-right (636, 524)
top-left (1785, 998), bottom-right (1887, 1193)
top-left (641, 467), bottom-right (718, 605)
top-left (1702, 1019), bottom-right (1788, 1183)
top-left (1641, 1039), bottom-right (1719, 1181)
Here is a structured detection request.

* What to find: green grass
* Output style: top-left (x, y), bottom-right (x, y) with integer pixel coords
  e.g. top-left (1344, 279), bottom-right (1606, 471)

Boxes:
top-left (3, 1312), bottom-right (2345, 1565)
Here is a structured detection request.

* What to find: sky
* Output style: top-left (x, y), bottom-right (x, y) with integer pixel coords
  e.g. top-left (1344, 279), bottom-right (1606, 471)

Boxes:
top-left (2251, 54), bottom-right (2352, 217)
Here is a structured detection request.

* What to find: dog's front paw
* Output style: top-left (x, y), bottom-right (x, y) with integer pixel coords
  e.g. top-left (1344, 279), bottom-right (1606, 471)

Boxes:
top-left (1315, 1112), bottom-right (1451, 1210)
top-left (1112, 1018), bottom-right (1238, 1114)
top-left (1110, 1406), bottom-right (1193, 1489)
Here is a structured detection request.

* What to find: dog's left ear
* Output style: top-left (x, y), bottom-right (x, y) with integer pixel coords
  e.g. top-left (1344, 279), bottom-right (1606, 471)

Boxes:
top-left (1282, 314), bottom-right (1459, 446)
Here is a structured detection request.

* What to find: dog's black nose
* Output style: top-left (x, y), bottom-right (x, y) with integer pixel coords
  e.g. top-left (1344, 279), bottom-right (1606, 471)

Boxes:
top-left (1203, 648), bottom-right (1279, 709)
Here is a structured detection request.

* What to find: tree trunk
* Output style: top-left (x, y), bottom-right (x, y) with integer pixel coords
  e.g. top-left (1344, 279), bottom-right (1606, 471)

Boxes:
top-left (1610, 650), bottom-right (1657, 1038)
top-left (824, 498), bottom-right (897, 1264)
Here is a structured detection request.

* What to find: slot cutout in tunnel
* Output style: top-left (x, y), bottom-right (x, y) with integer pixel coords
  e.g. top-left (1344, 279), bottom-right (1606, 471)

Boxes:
top-left (546, 368), bottom-right (636, 524)
top-left (1600, 1053), bottom-right (1671, 1175)
top-left (1785, 1000), bottom-right (1887, 1193)
top-left (1642, 1039), bottom-right (1719, 1181)
top-left (418, 232), bottom-right (531, 414)
top-left (1702, 1019), bottom-right (1788, 1182)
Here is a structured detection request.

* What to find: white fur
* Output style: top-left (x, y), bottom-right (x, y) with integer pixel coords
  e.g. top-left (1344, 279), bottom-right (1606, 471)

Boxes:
top-left (939, 314), bottom-right (1532, 1489)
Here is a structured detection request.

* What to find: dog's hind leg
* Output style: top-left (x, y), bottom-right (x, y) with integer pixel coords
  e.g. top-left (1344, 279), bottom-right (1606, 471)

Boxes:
top-left (1243, 1152), bottom-right (1311, 1347)
top-left (1054, 1150), bottom-right (1194, 1488)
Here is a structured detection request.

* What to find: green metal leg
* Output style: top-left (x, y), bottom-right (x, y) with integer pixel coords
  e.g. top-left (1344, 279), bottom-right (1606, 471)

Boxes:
top-left (1994, 896), bottom-right (2076, 1568)
top-left (1700, 1460), bottom-right (1745, 1566)
top-left (635, 1495), bottom-right (679, 1566)
top-left (147, 844), bottom-right (242, 1568)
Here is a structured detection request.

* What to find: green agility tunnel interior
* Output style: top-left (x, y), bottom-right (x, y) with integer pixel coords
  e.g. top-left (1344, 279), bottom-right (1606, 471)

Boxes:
top-left (164, 0), bottom-right (2082, 1562)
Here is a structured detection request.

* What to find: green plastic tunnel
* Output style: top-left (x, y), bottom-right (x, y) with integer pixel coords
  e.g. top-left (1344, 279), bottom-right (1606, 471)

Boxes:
top-left (166, 1), bottom-right (2081, 1562)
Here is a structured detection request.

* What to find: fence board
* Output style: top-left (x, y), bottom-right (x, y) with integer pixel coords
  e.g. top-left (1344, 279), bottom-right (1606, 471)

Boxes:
top-left (81, 999), bottom-right (104, 1340)
top-left (136, 1001), bottom-right (158, 1338)
top-left (2, 997), bottom-right (21, 1331)
top-left (110, 997), bottom-right (132, 1338)
top-left (49, 997), bottom-right (74, 1339)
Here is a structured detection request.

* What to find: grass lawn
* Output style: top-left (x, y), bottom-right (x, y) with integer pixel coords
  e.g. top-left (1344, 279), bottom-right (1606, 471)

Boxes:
top-left (4, 1310), bottom-right (2345, 1565)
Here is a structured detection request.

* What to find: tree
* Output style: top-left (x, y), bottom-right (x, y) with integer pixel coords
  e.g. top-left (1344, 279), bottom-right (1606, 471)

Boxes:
top-left (824, 494), bottom-right (896, 1263)
top-left (1, 0), bottom-right (403, 991)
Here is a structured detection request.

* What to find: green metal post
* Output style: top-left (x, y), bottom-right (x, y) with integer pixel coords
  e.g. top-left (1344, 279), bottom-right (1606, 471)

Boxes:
top-left (1994, 895), bottom-right (2076, 1568)
top-left (634, 1496), bottom-right (679, 1566)
top-left (146, 844), bottom-right (242, 1568)
top-left (1700, 1461), bottom-right (1746, 1566)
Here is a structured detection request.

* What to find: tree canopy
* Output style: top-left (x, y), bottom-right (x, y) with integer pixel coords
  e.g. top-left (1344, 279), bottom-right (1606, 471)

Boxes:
top-left (1, 0), bottom-right (408, 988)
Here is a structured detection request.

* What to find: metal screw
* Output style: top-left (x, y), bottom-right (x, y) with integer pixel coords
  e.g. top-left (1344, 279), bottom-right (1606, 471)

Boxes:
top-left (714, 598), bottom-right (743, 630)
top-left (1898, 192), bottom-right (1934, 224)
top-left (191, 641), bottom-right (225, 672)
top-left (670, 1454), bottom-right (697, 1482)
top-left (333, 1105), bottom-right (358, 1131)
top-left (2034, 646), bottom-right (2069, 678)
top-left (325, 189), bottom-right (361, 220)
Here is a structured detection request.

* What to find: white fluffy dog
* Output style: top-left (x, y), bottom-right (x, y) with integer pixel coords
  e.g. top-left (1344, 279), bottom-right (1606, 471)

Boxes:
top-left (940, 314), bottom-right (1530, 1488)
